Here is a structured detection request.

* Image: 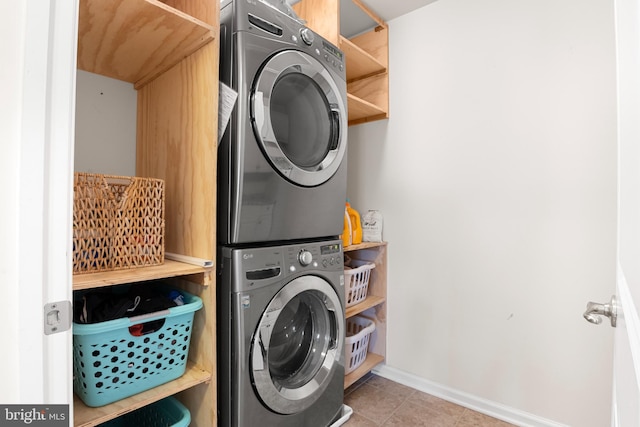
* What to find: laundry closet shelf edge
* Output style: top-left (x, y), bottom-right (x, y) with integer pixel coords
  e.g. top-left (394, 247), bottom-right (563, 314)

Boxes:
top-left (73, 259), bottom-right (212, 290)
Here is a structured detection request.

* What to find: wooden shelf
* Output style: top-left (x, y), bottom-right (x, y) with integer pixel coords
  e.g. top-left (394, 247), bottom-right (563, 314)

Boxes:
top-left (346, 295), bottom-right (385, 319)
top-left (73, 259), bottom-right (211, 290)
top-left (340, 36), bottom-right (386, 82)
top-left (77, 0), bottom-right (216, 88)
top-left (73, 361), bottom-right (211, 427)
top-left (347, 93), bottom-right (387, 126)
top-left (344, 353), bottom-right (384, 389)
top-left (344, 241), bottom-right (387, 252)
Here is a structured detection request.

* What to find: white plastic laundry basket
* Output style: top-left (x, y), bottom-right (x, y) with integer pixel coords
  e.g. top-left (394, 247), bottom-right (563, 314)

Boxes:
top-left (343, 260), bottom-right (375, 308)
top-left (345, 316), bottom-right (376, 375)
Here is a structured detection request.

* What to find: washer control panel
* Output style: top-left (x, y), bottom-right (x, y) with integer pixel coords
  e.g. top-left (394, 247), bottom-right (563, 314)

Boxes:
top-left (226, 239), bottom-right (344, 293)
top-left (285, 241), bottom-right (343, 273)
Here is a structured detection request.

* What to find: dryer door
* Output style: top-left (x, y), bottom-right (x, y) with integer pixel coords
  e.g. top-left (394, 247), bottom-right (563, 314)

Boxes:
top-left (251, 50), bottom-right (347, 187)
top-left (251, 275), bottom-right (345, 414)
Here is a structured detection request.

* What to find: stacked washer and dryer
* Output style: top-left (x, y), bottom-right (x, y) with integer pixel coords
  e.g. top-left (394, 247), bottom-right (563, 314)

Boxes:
top-left (217, 1), bottom-right (349, 426)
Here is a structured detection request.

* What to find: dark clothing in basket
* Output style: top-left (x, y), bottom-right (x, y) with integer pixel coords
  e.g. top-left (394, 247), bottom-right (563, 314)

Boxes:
top-left (75, 284), bottom-right (178, 324)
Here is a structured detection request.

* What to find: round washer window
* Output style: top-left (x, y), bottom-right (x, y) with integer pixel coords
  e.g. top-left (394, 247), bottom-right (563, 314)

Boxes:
top-left (251, 275), bottom-right (344, 414)
top-left (268, 290), bottom-right (332, 389)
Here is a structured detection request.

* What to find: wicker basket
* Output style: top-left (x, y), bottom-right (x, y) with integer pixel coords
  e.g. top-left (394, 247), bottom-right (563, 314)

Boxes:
top-left (344, 260), bottom-right (375, 308)
top-left (73, 173), bottom-right (165, 274)
top-left (345, 316), bottom-right (376, 375)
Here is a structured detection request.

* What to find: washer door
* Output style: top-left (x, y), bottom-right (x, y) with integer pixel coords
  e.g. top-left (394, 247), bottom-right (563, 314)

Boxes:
top-left (251, 50), bottom-right (347, 187)
top-left (251, 275), bottom-right (344, 414)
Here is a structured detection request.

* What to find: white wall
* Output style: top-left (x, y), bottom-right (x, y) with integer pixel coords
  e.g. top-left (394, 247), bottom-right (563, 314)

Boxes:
top-left (347, 0), bottom-right (617, 426)
top-left (75, 70), bottom-right (136, 175)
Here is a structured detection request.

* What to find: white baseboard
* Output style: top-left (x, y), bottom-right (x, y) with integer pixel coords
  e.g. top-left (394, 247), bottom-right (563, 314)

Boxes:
top-left (372, 365), bottom-right (569, 427)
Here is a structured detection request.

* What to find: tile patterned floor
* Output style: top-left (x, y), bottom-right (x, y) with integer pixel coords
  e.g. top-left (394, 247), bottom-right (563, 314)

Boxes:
top-left (343, 374), bottom-right (516, 427)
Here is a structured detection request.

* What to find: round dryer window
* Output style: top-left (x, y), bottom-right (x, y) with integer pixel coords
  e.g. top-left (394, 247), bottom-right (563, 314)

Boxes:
top-left (251, 50), bottom-right (347, 187)
top-left (250, 275), bottom-right (344, 414)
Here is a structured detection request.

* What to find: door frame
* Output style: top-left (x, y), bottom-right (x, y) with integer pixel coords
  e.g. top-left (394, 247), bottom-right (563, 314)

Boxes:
top-left (612, 0), bottom-right (640, 424)
top-left (1, 0), bottom-right (77, 407)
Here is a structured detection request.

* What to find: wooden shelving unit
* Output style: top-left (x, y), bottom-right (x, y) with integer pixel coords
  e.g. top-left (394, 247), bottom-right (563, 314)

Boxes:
top-left (292, 0), bottom-right (389, 126)
top-left (343, 241), bottom-right (387, 389)
top-left (73, 0), bottom-right (219, 425)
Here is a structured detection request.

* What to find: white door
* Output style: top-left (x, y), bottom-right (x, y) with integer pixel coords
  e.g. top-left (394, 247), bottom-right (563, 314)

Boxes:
top-left (0, 0), bottom-right (77, 414)
top-left (591, 0), bottom-right (640, 425)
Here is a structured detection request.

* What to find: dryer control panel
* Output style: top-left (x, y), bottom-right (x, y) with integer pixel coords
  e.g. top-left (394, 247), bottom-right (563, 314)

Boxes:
top-left (230, 0), bottom-right (346, 77)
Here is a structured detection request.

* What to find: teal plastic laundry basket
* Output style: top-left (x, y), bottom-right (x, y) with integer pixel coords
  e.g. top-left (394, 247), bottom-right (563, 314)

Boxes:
top-left (73, 289), bottom-right (202, 407)
top-left (97, 396), bottom-right (190, 427)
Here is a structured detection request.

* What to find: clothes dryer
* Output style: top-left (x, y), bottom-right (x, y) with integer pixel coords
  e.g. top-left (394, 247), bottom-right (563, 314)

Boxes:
top-left (219, 0), bottom-right (348, 245)
top-left (217, 239), bottom-right (346, 427)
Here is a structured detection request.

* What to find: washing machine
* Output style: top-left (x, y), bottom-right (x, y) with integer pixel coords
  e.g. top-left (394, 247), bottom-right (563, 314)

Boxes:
top-left (218, 0), bottom-right (348, 245)
top-left (217, 239), bottom-right (346, 427)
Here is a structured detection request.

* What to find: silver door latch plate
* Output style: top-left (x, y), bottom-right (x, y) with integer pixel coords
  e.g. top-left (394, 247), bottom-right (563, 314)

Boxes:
top-left (44, 301), bottom-right (72, 335)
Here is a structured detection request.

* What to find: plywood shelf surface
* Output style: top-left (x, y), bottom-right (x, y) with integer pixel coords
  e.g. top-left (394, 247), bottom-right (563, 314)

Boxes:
top-left (344, 353), bottom-right (384, 389)
top-left (73, 259), bottom-right (211, 290)
top-left (347, 93), bottom-right (387, 125)
top-left (77, 0), bottom-right (216, 88)
top-left (346, 295), bottom-right (386, 319)
top-left (340, 36), bottom-right (386, 82)
top-left (344, 241), bottom-right (387, 252)
top-left (73, 362), bottom-right (211, 427)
